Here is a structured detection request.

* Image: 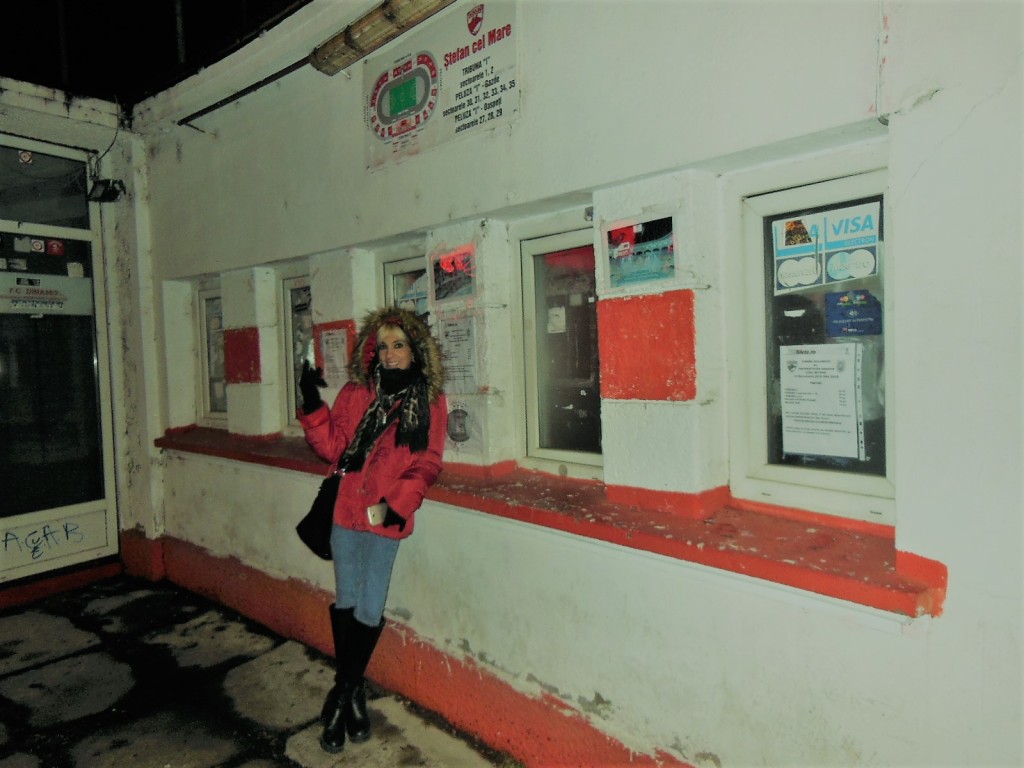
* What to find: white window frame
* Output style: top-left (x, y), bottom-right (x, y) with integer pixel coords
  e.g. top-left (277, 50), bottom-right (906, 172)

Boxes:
top-left (729, 166), bottom-right (894, 524)
top-left (383, 254), bottom-right (429, 317)
top-left (519, 227), bottom-right (602, 476)
top-left (197, 283), bottom-right (227, 427)
top-left (281, 271), bottom-right (312, 431)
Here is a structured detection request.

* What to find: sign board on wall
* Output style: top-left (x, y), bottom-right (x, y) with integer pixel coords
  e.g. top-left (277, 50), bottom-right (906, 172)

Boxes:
top-left (364, 1), bottom-right (519, 168)
top-left (0, 273), bottom-right (93, 315)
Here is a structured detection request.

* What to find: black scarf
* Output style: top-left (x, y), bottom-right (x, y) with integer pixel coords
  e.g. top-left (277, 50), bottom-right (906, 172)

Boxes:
top-left (339, 366), bottom-right (432, 472)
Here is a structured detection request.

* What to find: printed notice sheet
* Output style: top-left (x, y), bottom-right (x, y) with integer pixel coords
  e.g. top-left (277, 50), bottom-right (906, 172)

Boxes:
top-left (780, 342), bottom-right (865, 460)
top-left (438, 315), bottom-right (478, 394)
top-left (320, 328), bottom-right (350, 389)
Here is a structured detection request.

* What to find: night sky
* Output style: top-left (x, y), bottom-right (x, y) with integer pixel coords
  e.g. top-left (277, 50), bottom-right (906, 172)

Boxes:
top-left (0, 0), bottom-right (311, 112)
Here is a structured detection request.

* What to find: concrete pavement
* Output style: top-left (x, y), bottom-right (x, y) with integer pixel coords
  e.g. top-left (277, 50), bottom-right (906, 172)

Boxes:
top-left (0, 575), bottom-right (517, 768)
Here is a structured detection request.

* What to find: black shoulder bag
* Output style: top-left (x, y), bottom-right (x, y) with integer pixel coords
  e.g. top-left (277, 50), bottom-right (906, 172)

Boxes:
top-left (296, 470), bottom-right (341, 560)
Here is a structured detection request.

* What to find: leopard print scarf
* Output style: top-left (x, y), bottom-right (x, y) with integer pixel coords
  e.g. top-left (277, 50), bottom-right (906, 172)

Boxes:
top-left (339, 369), bottom-right (431, 472)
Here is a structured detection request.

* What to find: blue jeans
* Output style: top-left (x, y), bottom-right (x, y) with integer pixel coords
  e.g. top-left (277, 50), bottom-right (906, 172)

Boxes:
top-left (330, 524), bottom-right (401, 626)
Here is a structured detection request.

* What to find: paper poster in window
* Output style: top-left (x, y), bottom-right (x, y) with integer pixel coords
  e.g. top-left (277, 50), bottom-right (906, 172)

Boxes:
top-left (319, 327), bottom-right (350, 389)
top-left (437, 315), bottom-right (477, 394)
top-left (607, 217), bottom-right (675, 288)
top-left (780, 342), bottom-right (864, 460)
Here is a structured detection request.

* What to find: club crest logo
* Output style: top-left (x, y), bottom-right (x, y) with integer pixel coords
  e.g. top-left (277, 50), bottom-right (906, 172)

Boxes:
top-left (467, 4), bottom-right (484, 35)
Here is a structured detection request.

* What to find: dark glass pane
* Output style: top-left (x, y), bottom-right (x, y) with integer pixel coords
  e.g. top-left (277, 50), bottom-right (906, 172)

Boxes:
top-left (204, 296), bottom-right (227, 414)
top-left (392, 267), bottom-right (429, 319)
top-left (0, 147), bottom-right (89, 229)
top-left (0, 235), bottom-right (92, 277)
top-left (0, 314), bottom-right (104, 517)
top-left (533, 246), bottom-right (601, 454)
top-left (289, 284), bottom-right (313, 415)
top-left (764, 196), bottom-right (885, 476)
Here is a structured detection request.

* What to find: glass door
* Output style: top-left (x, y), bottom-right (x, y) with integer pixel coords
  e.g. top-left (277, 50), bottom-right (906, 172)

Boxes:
top-left (0, 138), bottom-right (118, 582)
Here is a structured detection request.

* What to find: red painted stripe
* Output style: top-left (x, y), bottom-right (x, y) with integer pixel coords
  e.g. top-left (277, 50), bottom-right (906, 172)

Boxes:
top-left (427, 470), bottom-right (944, 617)
top-left (372, 620), bottom-right (693, 768)
top-left (0, 561), bottom-right (123, 611)
top-left (606, 483), bottom-right (729, 520)
top-left (896, 551), bottom-right (948, 617)
top-left (728, 495), bottom-right (897, 539)
top-left (443, 459), bottom-right (519, 479)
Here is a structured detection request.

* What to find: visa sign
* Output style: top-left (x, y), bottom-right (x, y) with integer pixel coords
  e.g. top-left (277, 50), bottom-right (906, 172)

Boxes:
top-left (828, 211), bottom-right (876, 237)
top-left (774, 200), bottom-right (880, 258)
top-left (824, 202), bottom-right (879, 250)
top-left (805, 209), bottom-right (878, 241)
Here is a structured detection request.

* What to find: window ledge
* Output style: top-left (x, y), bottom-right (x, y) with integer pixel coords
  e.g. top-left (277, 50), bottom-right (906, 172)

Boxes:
top-left (155, 427), bottom-right (946, 618)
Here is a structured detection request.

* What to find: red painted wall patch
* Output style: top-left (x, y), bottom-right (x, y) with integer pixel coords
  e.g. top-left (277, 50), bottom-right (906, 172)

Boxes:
top-left (598, 289), bottom-right (696, 401)
top-left (224, 327), bottom-right (261, 384)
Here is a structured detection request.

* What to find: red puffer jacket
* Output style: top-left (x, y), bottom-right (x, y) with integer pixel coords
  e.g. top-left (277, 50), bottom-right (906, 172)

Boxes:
top-left (300, 383), bottom-right (448, 540)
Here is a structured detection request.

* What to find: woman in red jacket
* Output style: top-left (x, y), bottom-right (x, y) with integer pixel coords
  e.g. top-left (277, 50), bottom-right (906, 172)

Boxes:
top-left (298, 306), bottom-right (447, 754)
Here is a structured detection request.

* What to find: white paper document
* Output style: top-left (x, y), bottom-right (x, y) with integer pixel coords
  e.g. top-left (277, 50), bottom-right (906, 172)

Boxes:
top-left (780, 342), bottom-right (864, 460)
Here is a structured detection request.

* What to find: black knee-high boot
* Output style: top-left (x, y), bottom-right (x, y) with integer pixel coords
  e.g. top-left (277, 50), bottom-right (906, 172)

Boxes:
top-left (320, 605), bottom-right (354, 753)
top-left (342, 617), bottom-right (385, 743)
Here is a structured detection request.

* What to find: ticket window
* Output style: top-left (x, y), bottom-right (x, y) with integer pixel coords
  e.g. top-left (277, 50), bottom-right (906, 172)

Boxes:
top-left (284, 276), bottom-right (313, 426)
top-left (763, 193), bottom-right (886, 477)
top-left (521, 231), bottom-right (602, 464)
top-left (198, 288), bottom-right (227, 421)
top-left (384, 256), bottom-right (429, 324)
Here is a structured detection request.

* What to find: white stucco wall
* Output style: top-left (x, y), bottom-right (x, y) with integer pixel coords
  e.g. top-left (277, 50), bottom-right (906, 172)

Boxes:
top-left (393, 502), bottom-right (942, 766)
top-left (4, 0), bottom-right (1019, 765)
top-left (145, 1), bottom-right (1024, 765)
top-left (140, 0), bottom-right (884, 279)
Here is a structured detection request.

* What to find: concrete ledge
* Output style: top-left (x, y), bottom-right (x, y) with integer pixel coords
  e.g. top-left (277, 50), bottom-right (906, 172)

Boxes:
top-left (155, 427), bottom-right (947, 617)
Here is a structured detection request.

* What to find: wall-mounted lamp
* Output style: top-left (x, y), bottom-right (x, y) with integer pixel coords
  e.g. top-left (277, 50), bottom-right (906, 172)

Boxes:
top-left (88, 179), bottom-right (126, 203)
top-left (309, 0), bottom-right (457, 76)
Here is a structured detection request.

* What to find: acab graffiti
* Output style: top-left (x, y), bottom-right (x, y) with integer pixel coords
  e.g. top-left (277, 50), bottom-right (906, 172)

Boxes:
top-left (3, 522), bottom-right (84, 560)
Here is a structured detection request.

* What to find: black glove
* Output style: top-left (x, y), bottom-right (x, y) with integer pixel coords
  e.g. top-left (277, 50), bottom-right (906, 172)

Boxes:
top-left (299, 361), bottom-right (327, 414)
top-left (382, 506), bottom-right (407, 532)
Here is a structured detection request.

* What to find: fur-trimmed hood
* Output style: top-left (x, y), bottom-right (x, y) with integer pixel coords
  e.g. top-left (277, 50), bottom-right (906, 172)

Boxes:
top-left (348, 306), bottom-right (445, 403)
